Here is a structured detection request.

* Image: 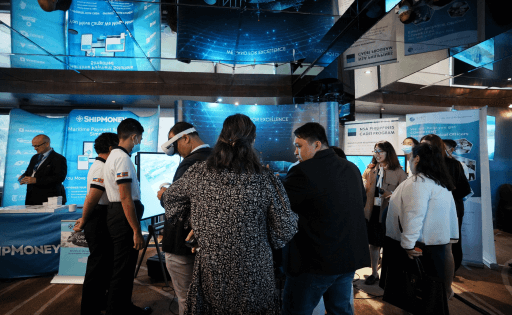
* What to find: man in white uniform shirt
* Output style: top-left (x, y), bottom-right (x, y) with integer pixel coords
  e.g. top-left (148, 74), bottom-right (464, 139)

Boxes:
top-left (103, 118), bottom-right (151, 315)
top-left (74, 133), bottom-right (119, 315)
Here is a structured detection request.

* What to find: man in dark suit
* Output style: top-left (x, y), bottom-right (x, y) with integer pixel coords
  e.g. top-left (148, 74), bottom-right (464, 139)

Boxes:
top-left (157, 122), bottom-right (211, 315)
top-left (281, 123), bottom-right (370, 315)
top-left (19, 134), bottom-right (67, 205)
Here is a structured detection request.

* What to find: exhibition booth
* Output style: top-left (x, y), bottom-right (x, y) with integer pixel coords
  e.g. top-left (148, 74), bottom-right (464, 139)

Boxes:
top-left (0, 101), bottom-right (497, 279)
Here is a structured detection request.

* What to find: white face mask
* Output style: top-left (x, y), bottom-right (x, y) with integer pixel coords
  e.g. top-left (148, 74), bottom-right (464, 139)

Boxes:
top-left (402, 145), bottom-right (412, 154)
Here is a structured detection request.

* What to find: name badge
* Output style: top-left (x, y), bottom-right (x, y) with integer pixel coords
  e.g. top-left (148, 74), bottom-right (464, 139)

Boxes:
top-left (374, 197), bottom-right (382, 207)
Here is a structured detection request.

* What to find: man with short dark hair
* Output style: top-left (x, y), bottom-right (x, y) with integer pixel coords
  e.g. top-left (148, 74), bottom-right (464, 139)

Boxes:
top-left (157, 122), bottom-right (211, 315)
top-left (74, 132), bottom-right (119, 315)
top-left (282, 122), bottom-right (370, 315)
top-left (19, 134), bottom-right (67, 205)
top-left (103, 118), bottom-right (151, 315)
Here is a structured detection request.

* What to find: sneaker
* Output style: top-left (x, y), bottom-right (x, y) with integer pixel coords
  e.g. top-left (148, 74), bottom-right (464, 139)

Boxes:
top-left (364, 275), bottom-right (379, 285)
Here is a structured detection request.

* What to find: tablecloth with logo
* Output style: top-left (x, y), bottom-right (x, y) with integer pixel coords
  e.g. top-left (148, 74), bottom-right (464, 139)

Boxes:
top-left (0, 211), bottom-right (82, 279)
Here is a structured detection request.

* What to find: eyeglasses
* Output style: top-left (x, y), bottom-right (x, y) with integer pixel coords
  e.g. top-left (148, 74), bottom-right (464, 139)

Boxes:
top-left (373, 150), bottom-right (385, 154)
top-left (32, 142), bottom-right (47, 148)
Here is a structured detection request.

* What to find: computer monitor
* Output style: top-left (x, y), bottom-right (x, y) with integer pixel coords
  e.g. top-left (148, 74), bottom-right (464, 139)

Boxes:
top-left (346, 155), bottom-right (407, 175)
top-left (136, 152), bottom-right (181, 220)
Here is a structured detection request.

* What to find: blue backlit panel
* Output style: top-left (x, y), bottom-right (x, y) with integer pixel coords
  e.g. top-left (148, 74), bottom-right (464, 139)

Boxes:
top-left (176, 0), bottom-right (338, 64)
top-left (178, 101), bottom-right (339, 162)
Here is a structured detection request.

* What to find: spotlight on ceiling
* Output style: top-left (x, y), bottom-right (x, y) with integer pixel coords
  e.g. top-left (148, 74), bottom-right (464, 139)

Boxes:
top-left (112, 101), bottom-right (115, 103)
top-left (508, 78), bottom-right (511, 81)
top-left (365, 70), bottom-right (371, 74)
top-left (255, 103), bottom-right (258, 106)
top-left (217, 98), bottom-right (222, 103)
top-left (509, 104), bottom-right (512, 108)
top-left (380, 107), bottom-right (384, 111)
top-left (235, 102), bottom-right (239, 105)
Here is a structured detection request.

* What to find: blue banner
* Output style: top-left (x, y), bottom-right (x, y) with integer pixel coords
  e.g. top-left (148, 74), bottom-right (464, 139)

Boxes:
top-left (57, 220), bottom-right (89, 276)
top-left (2, 109), bottom-right (66, 207)
top-left (404, 0), bottom-right (477, 56)
top-left (0, 212), bottom-right (82, 279)
top-left (177, 101), bottom-right (339, 164)
top-left (10, 0), bottom-right (67, 69)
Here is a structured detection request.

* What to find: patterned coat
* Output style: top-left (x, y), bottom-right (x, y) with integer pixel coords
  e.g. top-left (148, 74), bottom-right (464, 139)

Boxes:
top-left (163, 161), bottom-right (298, 315)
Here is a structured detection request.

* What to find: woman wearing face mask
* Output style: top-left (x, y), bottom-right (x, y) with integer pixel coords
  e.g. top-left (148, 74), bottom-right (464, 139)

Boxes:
top-left (421, 134), bottom-right (471, 274)
top-left (383, 143), bottom-right (458, 300)
top-left (362, 141), bottom-right (407, 285)
top-left (402, 137), bottom-right (419, 176)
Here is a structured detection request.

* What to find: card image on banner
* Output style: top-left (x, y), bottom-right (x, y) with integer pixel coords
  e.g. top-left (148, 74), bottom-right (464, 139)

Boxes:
top-left (404, 0), bottom-right (477, 56)
top-left (343, 11), bottom-right (397, 70)
top-left (52, 220), bottom-right (90, 284)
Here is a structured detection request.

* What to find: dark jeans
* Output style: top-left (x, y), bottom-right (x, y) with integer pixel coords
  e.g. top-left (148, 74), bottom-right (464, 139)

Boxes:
top-left (453, 215), bottom-right (463, 272)
top-left (282, 271), bottom-right (355, 315)
top-left (105, 201), bottom-right (144, 315)
top-left (81, 205), bottom-right (113, 315)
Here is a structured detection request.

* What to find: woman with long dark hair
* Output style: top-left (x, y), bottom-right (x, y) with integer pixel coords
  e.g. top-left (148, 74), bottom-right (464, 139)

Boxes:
top-left (421, 134), bottom-right (471, 273)
top-left (362, 141), bottom-right (407, 285)
top-left (162, 114), bottom-right (298, 315)
top-left (383, 143), bottom-right (458, 299)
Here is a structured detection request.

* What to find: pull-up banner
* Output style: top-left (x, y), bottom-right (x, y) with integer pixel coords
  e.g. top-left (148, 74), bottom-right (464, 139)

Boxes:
top-left (406, 108), bottom-right (495, 267)
top-left (3, 110), bottom-right (66, 206)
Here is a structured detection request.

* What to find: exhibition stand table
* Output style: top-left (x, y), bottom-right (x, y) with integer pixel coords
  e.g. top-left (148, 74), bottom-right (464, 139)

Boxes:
top-left (0, 205), bottom-right (82, 279)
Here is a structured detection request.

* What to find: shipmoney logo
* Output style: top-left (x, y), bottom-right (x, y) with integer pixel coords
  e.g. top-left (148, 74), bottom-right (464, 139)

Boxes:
top-left (76, 115), bottom-right (83, 122)
top-left (1, 245), bottom-right (60, 256)
top-left (17, 138), bottom-right (31, 144)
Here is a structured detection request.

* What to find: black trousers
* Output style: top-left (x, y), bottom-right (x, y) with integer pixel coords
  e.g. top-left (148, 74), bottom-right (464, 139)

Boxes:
top-left (105, 201), bottom-right (144, 315)
top-left (453, 215), bottom-right (463, 272)
top-left (81, 205), bottom-right (113, 315)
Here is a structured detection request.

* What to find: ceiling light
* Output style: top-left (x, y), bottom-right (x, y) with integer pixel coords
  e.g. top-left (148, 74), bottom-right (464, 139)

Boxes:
top-left (380, 107), bottom-right (384, 111)
top-left (508, 78), bottom-right (511, 81)
top-left (217, 98), bottom-right (222, 103)
top-left (365, 70), bottom-right (371, 74)
top-left (112, 101), bottom-right (115, 103)
top-left (234, 102), bottom-right (239, 105)
top-left (255, 103), bottom-right (258, 106)
top-left (509, 104), bottom-right (512, 108)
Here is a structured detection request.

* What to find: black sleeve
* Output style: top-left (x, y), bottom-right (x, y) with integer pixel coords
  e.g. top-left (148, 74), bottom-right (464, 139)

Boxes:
top-left (35, 154), bottom-right (67, 186)
top-left (452, 161), bottom-right (471, 200)
top-left (282, 166), bottom-right (309, 215)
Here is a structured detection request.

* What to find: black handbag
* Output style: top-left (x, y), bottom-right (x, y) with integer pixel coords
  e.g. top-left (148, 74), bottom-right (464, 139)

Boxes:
top-left (383, 257), bottom-right (449, 315)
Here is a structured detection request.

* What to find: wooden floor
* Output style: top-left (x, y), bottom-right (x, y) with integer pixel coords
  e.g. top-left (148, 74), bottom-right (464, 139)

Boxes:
top-left (1, 230), bottom-right (512, 315)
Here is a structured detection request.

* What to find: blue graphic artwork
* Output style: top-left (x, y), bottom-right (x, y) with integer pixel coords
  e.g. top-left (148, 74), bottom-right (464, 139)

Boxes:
top-left (177, 101), bottom-right (339, 163)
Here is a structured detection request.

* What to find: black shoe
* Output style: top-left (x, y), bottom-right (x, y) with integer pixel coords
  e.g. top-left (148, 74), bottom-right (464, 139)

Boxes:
top-left (364, 275), bottom-right (379, 285)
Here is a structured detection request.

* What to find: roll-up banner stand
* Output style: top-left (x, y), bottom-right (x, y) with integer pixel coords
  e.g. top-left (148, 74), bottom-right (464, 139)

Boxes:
top-left (51, 220), bottom-right (90, 284)
top-left (343, 118), bottom-right (407, 156)
top-left (406, 108), bottom-right (496, 267)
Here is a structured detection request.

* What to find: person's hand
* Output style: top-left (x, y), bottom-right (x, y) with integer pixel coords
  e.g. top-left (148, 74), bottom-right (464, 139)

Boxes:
top-left (157, 187), bottom-right (166, 200)
top-left (405, 248), bottom-right (422, 259)
top-left (185, 229), bottom-right (194, 242)
top-left (73, 218), bottom-right (84, 232)
top-left (381, 189), bottom-right (393, 199)
top-left (133, 231), bottom-right (144, 250)
top-left (20, 176), bottom-right (36, 185)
